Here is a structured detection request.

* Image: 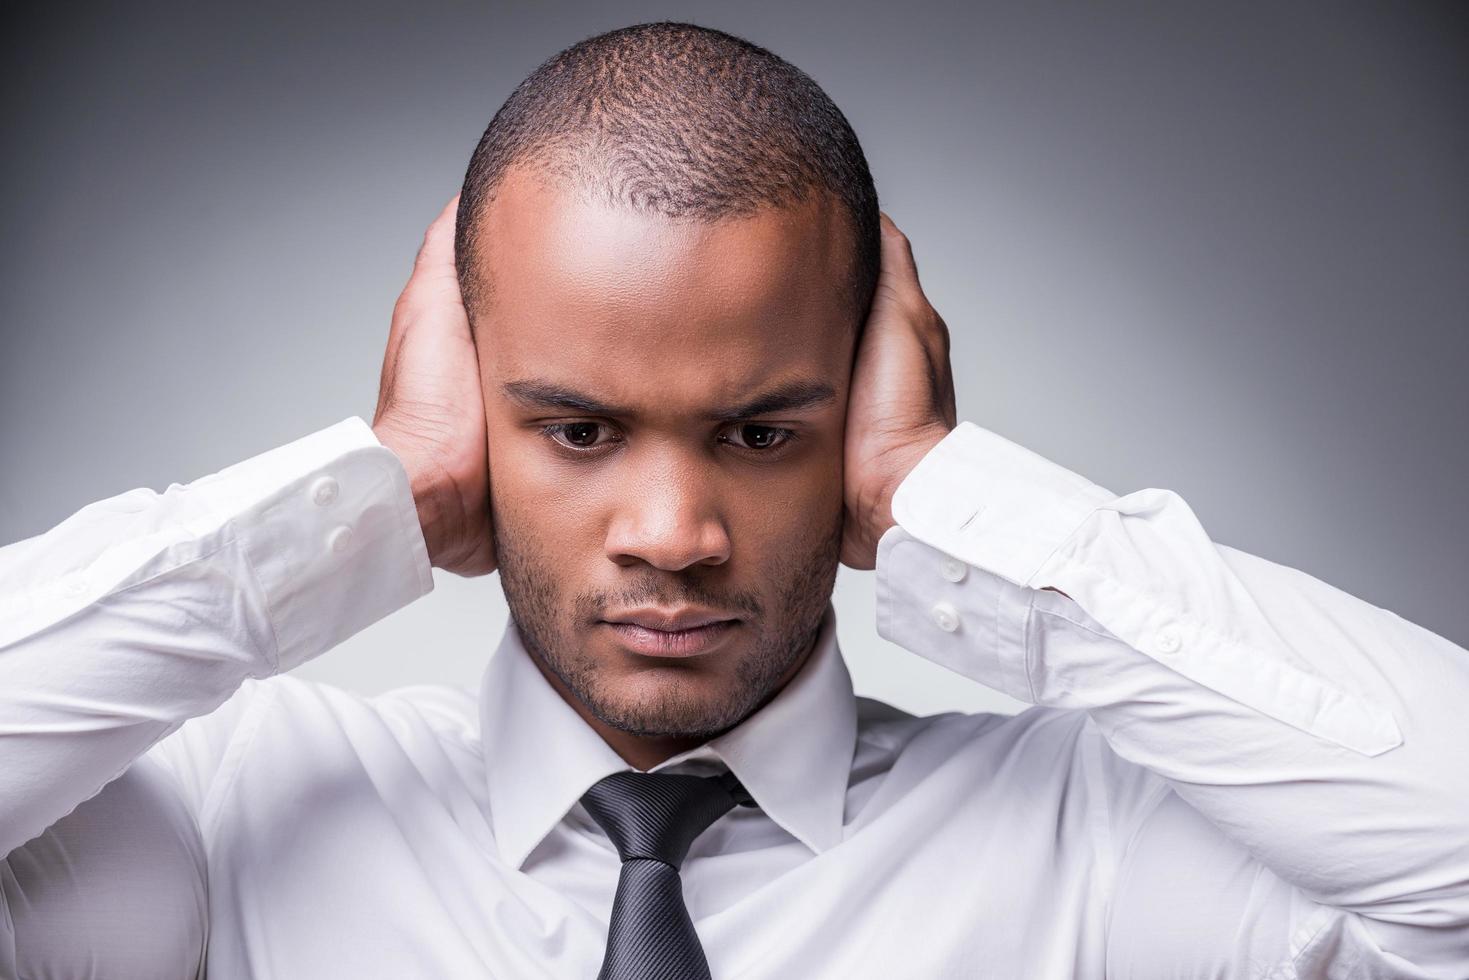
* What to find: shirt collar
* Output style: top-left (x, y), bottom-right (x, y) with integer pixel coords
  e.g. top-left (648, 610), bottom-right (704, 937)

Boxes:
top-left (478, 605), bottom-right (856, 869)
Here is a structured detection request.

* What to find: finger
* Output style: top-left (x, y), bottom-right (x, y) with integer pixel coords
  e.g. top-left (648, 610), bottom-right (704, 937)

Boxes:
top-left (412, 194), bottom-right (461, 279)
top-left (398, 194), bottom-right (465, 325)
top-left (877, 211), bottom-right (923, 296)
top-left (382, 195), bottom-right (462, 388)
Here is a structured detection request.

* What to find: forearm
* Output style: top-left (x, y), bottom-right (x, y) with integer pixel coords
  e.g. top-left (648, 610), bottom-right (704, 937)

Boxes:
top-left (0, 418), bottom-right (432, 855)
top-left (876, 422), bottom-right (1469, 970)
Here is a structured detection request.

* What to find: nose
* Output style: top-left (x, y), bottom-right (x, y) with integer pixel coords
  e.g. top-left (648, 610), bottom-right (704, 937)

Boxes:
top-left (603, 455), bottom-right (732, 572)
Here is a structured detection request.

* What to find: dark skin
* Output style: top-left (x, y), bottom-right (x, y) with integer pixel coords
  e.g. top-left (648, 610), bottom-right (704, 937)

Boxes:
top-left (373, 168), bottom-right (957, 770)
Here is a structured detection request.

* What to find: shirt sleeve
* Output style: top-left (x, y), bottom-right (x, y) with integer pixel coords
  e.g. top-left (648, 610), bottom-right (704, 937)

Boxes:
top-left (875, 421), bottom-right (1469, 978)
top-left (0, 417), bottom-right (433, 975)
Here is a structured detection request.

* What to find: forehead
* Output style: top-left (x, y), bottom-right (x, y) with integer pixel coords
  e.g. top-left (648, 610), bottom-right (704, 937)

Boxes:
top-left (471, 166), bottom-right (855, 410)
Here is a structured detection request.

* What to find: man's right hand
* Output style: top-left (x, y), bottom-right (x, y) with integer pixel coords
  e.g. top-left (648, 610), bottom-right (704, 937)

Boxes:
top-left (372, 196), bottom-right (496, 576)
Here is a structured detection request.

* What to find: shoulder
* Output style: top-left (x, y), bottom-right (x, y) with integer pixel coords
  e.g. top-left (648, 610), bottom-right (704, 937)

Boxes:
top-left (368, 680), bottom-right (481, 743)
top-left (245, 674), bottom-right (483, 765)
top-left (854, 698), bottom-right (1163, 809)
top-left (158, 674), bottom-right (481, 794)
top-left (855, 696), bottom-right (1095, 764)
top-left (230, 673), bottom-right (477, 732)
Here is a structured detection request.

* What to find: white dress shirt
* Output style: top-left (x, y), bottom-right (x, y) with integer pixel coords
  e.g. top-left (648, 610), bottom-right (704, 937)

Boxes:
top-left (1, 417), bottom-right (1466, 979)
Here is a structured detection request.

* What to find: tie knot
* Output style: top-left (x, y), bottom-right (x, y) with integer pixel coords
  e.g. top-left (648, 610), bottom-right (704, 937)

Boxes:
top-left (580, 770), bottom-right (748, 868)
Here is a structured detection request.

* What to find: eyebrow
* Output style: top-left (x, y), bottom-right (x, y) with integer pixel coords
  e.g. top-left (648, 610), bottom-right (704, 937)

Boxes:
top-left (500, 378), bottom-right (837, 422)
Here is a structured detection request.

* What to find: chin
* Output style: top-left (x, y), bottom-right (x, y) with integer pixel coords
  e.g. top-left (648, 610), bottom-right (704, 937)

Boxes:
top-left (584, 668), bottom-right (755, 740)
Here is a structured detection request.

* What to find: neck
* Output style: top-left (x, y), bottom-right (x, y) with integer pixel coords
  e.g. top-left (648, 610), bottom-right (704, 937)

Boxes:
top-left (531, 648), bottom-right (813, 771)
top-left (595, 728), bottom-right (708, 772)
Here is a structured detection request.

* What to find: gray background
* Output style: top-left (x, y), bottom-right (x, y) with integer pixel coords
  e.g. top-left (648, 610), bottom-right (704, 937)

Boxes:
top-left (3, 1), bottom-right (1465, 718)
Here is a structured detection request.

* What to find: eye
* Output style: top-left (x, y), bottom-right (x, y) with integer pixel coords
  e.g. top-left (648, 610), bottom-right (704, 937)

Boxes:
top-left (544, 422), bottom-right (618, 451)
top-left (721, 423), bottom-right (794, 451)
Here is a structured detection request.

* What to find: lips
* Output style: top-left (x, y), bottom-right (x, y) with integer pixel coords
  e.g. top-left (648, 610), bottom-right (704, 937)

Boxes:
top-left (605, 608), bottom-right (734, 632)
top-left (601, 608), bottom-right (739, 658)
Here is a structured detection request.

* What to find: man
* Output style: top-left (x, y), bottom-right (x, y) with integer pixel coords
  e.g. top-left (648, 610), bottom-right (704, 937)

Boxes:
top-left (1, 20), bottom-right (1465, 979)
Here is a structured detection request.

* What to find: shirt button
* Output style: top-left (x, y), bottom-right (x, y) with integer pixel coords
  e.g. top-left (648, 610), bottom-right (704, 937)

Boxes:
top-left (1156, 625), bottom-right (1182, 656)
top-left (931, 602), bottom-right (961, 633)
top-left (940, 558), bottom-right (968, 583)
top-left (311, 476), bottom-right (340, 507)
top-left (328, 525), bottom-right (354, 554)
top-left (61, 574), bottom-right (89, 597)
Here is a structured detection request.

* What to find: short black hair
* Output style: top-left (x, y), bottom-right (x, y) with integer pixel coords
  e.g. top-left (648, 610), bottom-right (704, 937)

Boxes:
top-left (455, 21), bottom-right (879, 328)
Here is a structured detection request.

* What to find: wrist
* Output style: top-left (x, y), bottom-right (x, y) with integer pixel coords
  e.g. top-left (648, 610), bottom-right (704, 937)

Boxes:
top-left (372, 423), bottom-right (475, 570)
top-left (868, 423), bottom-right (951, 541)
top-left (844, 422), bottom-right (951, 570)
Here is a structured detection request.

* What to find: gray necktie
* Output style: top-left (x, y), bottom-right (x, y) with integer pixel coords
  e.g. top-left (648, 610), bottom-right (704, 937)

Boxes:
top-left (580, 770), bottom-right (755, 980)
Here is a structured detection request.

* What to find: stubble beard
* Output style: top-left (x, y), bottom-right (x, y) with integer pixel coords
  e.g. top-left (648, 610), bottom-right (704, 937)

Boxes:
top-left (493, 506), bottom-right (842, 741)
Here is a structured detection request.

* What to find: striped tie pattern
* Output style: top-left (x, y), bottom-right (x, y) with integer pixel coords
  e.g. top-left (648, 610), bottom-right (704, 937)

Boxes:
top-left (581, 770), bottom-right (754, 980)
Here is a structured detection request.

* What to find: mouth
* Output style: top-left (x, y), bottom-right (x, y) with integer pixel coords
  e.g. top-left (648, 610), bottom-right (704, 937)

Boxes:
top-left (599, 608), bottom-right (740, 658)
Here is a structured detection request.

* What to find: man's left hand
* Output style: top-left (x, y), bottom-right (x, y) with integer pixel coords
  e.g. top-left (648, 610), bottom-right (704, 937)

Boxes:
top-left (841, 213), bottom-right (958, 570)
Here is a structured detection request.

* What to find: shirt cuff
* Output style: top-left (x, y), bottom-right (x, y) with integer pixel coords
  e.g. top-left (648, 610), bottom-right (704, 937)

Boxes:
top-left (880, 421), bottom-right (1403, 757)
top-left (875, 523), bottom-right (1038, 704)
top-left (174, 417), bottom-right (434, 672)
top-left (889, 421), bottom-right (1115, 588)
top-left (877, 421), bottom-right (1108, 702)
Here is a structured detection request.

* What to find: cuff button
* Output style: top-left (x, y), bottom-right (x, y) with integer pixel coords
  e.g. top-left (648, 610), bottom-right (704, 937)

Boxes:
top-left (328, 525), bottom-right (354, 554)
top-left (1155, 625), bottom-right (1182, 655)
top-left (311, 476), bottom-right (340, 507)
top-left (931, 601), bottom-right (961, 633)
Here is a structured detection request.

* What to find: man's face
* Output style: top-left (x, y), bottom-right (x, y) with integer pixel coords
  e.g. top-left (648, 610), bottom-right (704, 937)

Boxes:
top-left (470, 165), bottom-right (857, 742)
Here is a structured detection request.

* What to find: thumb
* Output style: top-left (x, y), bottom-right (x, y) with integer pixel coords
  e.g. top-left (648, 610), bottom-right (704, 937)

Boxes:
top-left (409, 195), bottom-right (463, 291)
top-left (872, 211), bottom-right (926, 314)
top-left (419, 195), bottom-right (459, 262)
